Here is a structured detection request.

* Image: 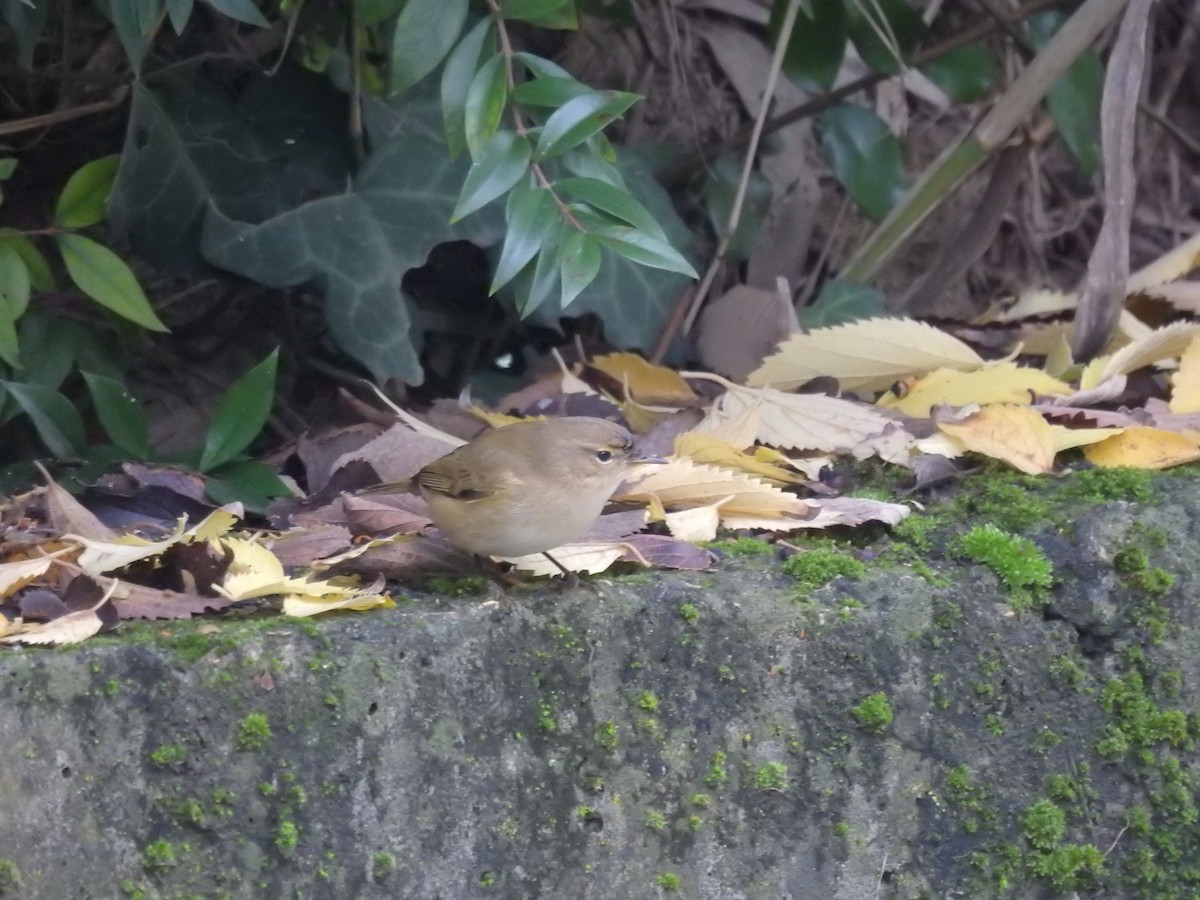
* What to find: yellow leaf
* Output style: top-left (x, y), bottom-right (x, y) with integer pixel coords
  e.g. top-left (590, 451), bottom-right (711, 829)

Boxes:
top-left (467, 407), bottom-right (537, 429)
top-left (0, 552), bottom-right (65, 598)
top-left (674, 433), bottom-right (805, 485)
top-left (1170, 336), bottom-right (1200, 413)
top-left (185, 506), bottom-right (242, 542)
top-left (1084, 427), bottom-right (1200, 469)
top-left (1048, 426), bottom-right (1125, 452)
top-left (589, 351), bottom-right (697, 405)
top-left (937, 405), bottom-right (1057, 474)
top-left (877, 363), bottom-right (1072, 416)
top-left (664, 497), bottom-right (732, 542)
top-left (1080, 321), bottom-right (1200, 390)
top-left (746, 317), bottom-right (984, 392)
top-left (218, 538), bottom-right (286, 599)
top-left (281, 591), bottom-right (394, 617)
top-left (0, 608), bottom-right (104, 646)
top-left (987, 289), bottom-right (1077, 321)
top-left (619, 457), bottom-right (804, 518)
top-left (1127, 231), bottom-right (1200, 294)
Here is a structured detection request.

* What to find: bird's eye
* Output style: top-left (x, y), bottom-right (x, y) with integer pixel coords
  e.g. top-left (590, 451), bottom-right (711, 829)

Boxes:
top-left (595, 449), bottom-right (614, 463)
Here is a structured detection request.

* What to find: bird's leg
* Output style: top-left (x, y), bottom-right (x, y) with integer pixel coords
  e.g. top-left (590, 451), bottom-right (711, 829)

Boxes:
top-left (543, 552), bottom-right (598, 593)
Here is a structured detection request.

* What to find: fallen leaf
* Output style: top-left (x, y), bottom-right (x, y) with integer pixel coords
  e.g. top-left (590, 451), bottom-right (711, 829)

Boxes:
top-left (1126, 230), bottom-right (1200, 294)
top-left (674, 433), bottom-right (805, 485)
top-left (282, 589), bottom-right (394, 617)
top-left (619, 534), bottom-right (716, 570)
top-left (0, 606), bottom-right (107, 645)
top-left (665, 496), bottom-right (732, 542)
top-left (1170, 335), bottom-right (1200, 413)
top-left (588, 352), bottom-right (697, 405)
top-left (503, 542), bottom-right (631, 576)
top-left (342, 495), bottom-right (433, 537)
top-left (619, 456), bottom-right (804, 519)
top-left (38, 464), bottom-right (115, 541)
top-left (1080, 321), bottom-right (1200, 390)
top-left (877, 363), bottom-right (1072, 416)
top-left (1084, 427), bottom-right (1200, 469)
top-left (936, 404), bottom-right (1058, 474)
top-left (696, 285), bottom-right (798, 382)
top-left (267, 525), bottom-right (355, 569)
top-left (0, 552), bottom-right (67, 598)
top-left (110, 581), bottom-right (235, 620)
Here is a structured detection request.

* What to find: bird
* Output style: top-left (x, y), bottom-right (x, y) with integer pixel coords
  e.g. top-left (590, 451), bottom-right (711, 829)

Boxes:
top-left (366, 416), bottom-right (662, 578)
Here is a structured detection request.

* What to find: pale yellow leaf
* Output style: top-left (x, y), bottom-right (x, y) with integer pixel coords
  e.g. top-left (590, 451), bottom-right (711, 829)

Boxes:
top-left (282, 590), bottom-right (395, 617)
top-left (0, 552), bottom-right (65, 598)
top-left (186, 506), bottom-right (242, 542)
top-left (467, 407), bottom-right (535, 428)
top-left (1127, 231), bottom-right (1200, 294)
top-left (1170, 336), bottom-right (1200, 413)
top-left (619, 457), bottom-right (805, 518)
top-left (877, 363), bottom-right (1072, 416)
top-left (503, 542), bottom-right (630, 576)
top-left (937, 405), bottom-right (1057, 474)
top-left (0, 608), bottom-right (104, 646)
top-left (590, 351), bottom-right (697, 404)
top-left (1084, 427), bottom-right (1200, 469)
top-left (218, 538), bottom-right (287, 599)
top-left (664, 497), bottom-right (731, 542)
top-left (1048, 426), bottom-right (1125, 452)
top-left (674, 433), bottom-right (805, 485)
top-left (988, 289), bottom-right (1076, 321)
top-left (691, 401), bottom-right (761, 448)
top-left (746, 317), bottom-right (984, 391)
top-left (1080, 321), bottom-right (1200, 390)
top-left (1138, 281), bottom-right (1200, 313)
top-left (71, 530), bottom-right (180, 575)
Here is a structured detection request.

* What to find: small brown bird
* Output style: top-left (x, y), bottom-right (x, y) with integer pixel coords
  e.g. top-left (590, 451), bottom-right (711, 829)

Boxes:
top-left (369, 417), bottom-right (660, 575)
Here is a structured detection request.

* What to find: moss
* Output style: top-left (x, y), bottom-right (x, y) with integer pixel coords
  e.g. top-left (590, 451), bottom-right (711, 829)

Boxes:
top-left (635, 691), bottom-right (659, 713)
top-left (417, 574), bottom-right (488, 596)
top-left (850, 692), bottom-right (893, 733)
top-left (372, 852), bottom-right (396, 881)
top-left (686, 815), bottom-right (703, 831)
top-left (704, 537), bottom-right (774, 557)
top-left (782, 544), bottom-right (866, 592)
top-left (751, 762), bottom-right (787, 791)
top-left (1060, 466), bottom-right (1155, 503)
top-left (1049, 654), bottom-right (1087, 691)
top-left (479, 870), bottom-right (497, 888)
top-left (1023, 799), bottom-right (1066, 851)
top-left (690, 792), bottom-right (712, 809)
top-left (595, 720), bottom-right (619, 752)
top-left (943, 765), bottom-right (989, 833)
top-left (645, 809), bottom-right (667, 832)
top-left (678, 602), bottom-right (700, 624)
top-left (149, 742), bottom-right (187, 768)
top-left (1029, 844), bottom-right (1105, 891)
top-left (655, 871), bottom-right (681, 890)
top-left (833, 821), bottom-right (851, 837)
top-left (143, 840), bottom-right (176, 870)
top-left (704, 751), bottom-right (728, 788)
top-left (537, 700), bottom-right (556, 733)
top-left (0, 860), bottom-right (20, 893)
top-left (953, 524), bottom-right (1053, 608)
top-left (104, 677), bottom-right (120, 698)
top-left (275, 819), bottom-right (299, 855)
top-left (234, 713), bottom-right (271, 750)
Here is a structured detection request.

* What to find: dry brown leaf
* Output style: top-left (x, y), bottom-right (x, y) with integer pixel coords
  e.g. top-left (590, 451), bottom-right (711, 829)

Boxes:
top-left (1080, 321), bottom-right (1200, 390)
top-left (38, 465), bottom-right (115, 541)
top-left (268, 525), bottom-right (356, 569)
top-left (341, 495), bottom-right (433, 537)
top-left (335, 423), bottom-right (459, 485)
top-left (589, 352), bottom-right (696, 405)
top-left (877, 363), bottom-right (1072, 417)
top-left (110, 581), bottom-right (235, 620)
top-left (1083, 427), bottom-right (1200, 469)
top-left (1170, 335), bottom-right (1200, 413)
top-left (696, 285), bottom-right (799, 382)
top-left (620, 534), bottom-right (716, 570)
top-left (746, 317), bottom-right (984, 392)
top-left (936, 405), bottom-right (1057, 474)
top-left (328, 533), bottom-right (477, 578)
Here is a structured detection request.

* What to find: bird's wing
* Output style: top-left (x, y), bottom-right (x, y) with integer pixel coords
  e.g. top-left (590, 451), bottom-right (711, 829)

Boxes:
top-left (416, 457), bottom-right (504, 500)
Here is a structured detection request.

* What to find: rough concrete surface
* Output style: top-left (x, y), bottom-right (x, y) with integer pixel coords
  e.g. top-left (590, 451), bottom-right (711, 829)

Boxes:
top-left (2, 471), bottom-right (1200, 899)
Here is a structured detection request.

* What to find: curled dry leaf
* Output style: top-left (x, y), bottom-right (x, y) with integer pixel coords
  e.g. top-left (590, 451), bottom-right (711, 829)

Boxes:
top-left (110, 580), bottom-right (235, 620)
top-left (1084, 427), bottom-right (1200, 469)
top-left (1169, 335), bottom-right (1200, 413)
top-left (936, 404), bottom-right (1058, 475)
top-left (619, 456), bottom-right (805, 520)
top-left (1080, 321), bottom-right (1200, 390)
top-left (664, 496), bottom-right (732, 542)
top-left (878, 363), bottom-right (1072, 417)
top-left (674, 433), bottom-right (806, 485)
top-left (503, 542), bottom-right (632, 576)
top-left (588, 352), bottom-right (697, 405)
top-left (0, 551), bottom-right (69, 599)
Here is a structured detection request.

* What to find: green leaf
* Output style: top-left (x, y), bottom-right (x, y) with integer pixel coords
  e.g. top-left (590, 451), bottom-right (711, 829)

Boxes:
top-left (110, 0), bottom-right (153, 70)
top-left (701, 153), bottom-right (772, 263)
top-left (0, 229), bottom-right (55, 291)
top-left (204, 459), bottom-right (290, 510)
top-left (920, 44), bottom-right (997, 104)
top-left (518, 2), bottom-right (576, 28)
top-left (1030, 12), bottom-right (1102, 178)
top-left (54, 155), bottom-right (121, 229)
top-left (498, 0), bottom-right (571, 22)
top-left (0, 240), bottom-right (31, 321)
top-left (776, 0), bottom-right (846, 91)
top-left (355, 0), bottom-right (404, 26)
top-left (492, 181), bottom-right (556, 292)
top-left (463, 53), bottom-right (508, 160)
top-left (534, 90), bottom-right (640, 160)
top-left (0, 318), bottom-right (18, 370)
top-left (559, 230), bottom-right (601, 308)
top-left (510, 77), bottom-right (593, 107)
top-left (815, 103), bottom-right (907, 221)
top-left (562, 150), bottom-right (626, 188)
top-left (555, 176), bottom-right (665, 239)
top-left (591, 225), bottom-right (697, 278)
top-left (197, 348), bottom-right (278, 472)
top-left (513, 52), bottom-right (573, 80)
top-left (799, 278), bottom-right (887, 328)
top-left (389, 0), bottom-right (468, 95)
top-left (82, 371), bottom-right (151, 459)
top-left (164, 0), bottom-right (195, 33)
top-left (451, 130), bottom-right (532, 222)
top-left (846, 0), bottom-right (926, 76)
top-left (56, 233), bottom-right (169, 332)
top-left (0, 0), bottom-right (47, 68)
top-left (0, 158), bottom-right (16, 180)
top-left (513, 219), bottom-right (565, 316)
top-left (0, 381), bottom-right (87, 459)
top-left (201, 0), bottom-right (269, 27)
top-left (441, 18), bottom-right (494, 159)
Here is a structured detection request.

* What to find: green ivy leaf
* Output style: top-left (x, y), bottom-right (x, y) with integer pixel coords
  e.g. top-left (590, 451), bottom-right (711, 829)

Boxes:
top-left (389, 0), bottom-right (468, 95)
top-left (0, 380), bottom-right (87, 459)
top-left (204, 459), bottom-right (290, 511)
top-left (555, 176), bottom-right (665, 239)
top-left (534, 91), bottom-right (640, 160)
top-left (54, 155), bottom-right (121, 229)
top-left (701, 153), bottom-right (772, 262)
top-left (198, 348), bottom-right (278, 472)
top-left (846, 0), bottom-right (925, 76)
top-left (451, 130), bottom-right (532, 222)
top-left (441, 19), bottom-right (494, 159)
top-left (82, 371), bottom-right (151, 459)
top-left (464, 53), bottom-right (508, 160)
top-left (0, 228), bottom-right (55, 291)
top-left (0, 318), bottom-right (18, 371)
top-left (56, 233), bottom-right (169, 332)
top-left (776, 0), bottom-right (846, 91)
top-left (0, 240), bottom-right (31, 321)
top-left (799, 278), bottom-right (887, 328)
top-left (491, 181), bottom-right (556, 292)
top-left (0, 158), bottom-right (16, 180)
top-left (920, 43), bottom-right (997, 104)
top-left (590, 225), bottom-right (697, 278)
top-left (815, 103), bottom-right (907, 221)
top-left (201, 0), bottom-right (269, 27)
top-left (1029, 12), bottom-right (1102, 178)
top-left (559, 230), bottom-right (601, 308)
top-left (165, 0), bottom-right (195, 33)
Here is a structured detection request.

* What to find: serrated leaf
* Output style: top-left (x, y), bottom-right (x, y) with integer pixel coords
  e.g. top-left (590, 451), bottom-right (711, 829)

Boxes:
top-left (54, 155), bottom-right (120, 229)
top-left (534, 90), bottom-right (640, 160)
top-left (591, 225), bottom-right (697, 278)
top-left (0, 228), bottom-right (55, 290)
top-left (920, 43), bottom-right (997, 103)
top-left (555, 176), bottom-right (666, 239)
top-left (815, 102), bottom-right (907, 221)
top-left (464, 53), bottom-right (508, 160)
top-left (389, 0), bottom-right (468, 95)
top-left (451, 130), bottom-right (532, 222)
top-left (1030, 11), bottom-right (1102, 178)
top-left (441, 18), bottom-right (494, 158)
top-left (559, 230), bottom-right (601, 308)
top-left (511, 76), bottom-right (593, 107)
top-left (499, 0), bottom-right (571, 22)
top-left (56, 233), bottom-right (168, 332)
top-left (0, 380), bottom-right (87, 458)
top-left (846, 0), bottom-right (926, 76)
top-left (201, 0), bottom-right (269, 26)
top-left (776, 0), bottom-right (846, 91)
top-left (198, 348), bottom-right (278, 472)
top-left (82, 371), bottom-right (150, 459)
top-left (491, 182), bottom-right (555, 292)
top-left (0, 240), bottom-right (31, 321)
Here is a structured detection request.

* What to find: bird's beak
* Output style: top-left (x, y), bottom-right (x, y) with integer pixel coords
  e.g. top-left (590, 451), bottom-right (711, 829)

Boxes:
top-left (631, 453), bottom-right (669, 465)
